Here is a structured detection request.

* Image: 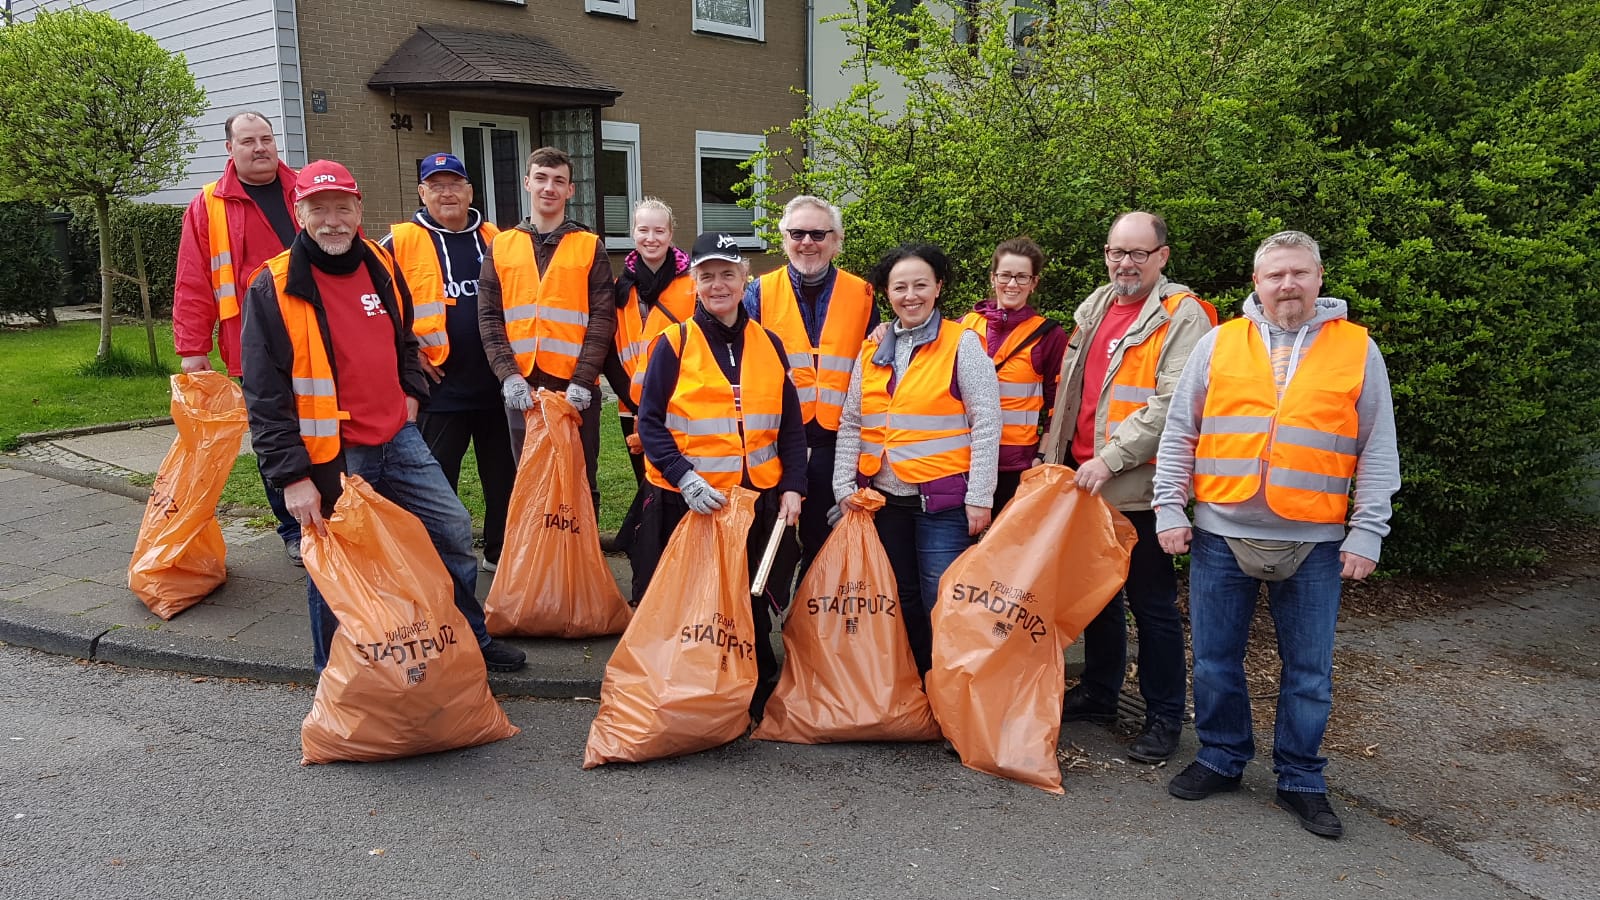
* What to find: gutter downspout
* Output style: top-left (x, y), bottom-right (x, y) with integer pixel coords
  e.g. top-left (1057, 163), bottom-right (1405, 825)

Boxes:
top-left (804, 0), bottom-right (815, 157)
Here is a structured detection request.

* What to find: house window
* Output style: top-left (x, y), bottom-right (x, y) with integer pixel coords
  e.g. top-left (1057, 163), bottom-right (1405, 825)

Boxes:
top-left (695, 131), bottom-right (764, 249)
top-left (599, 121), bottom-right (642, 251)
top-left (539, 107), bottom-right (599, 232)
top-left (585, 0), bottom-right (634, 19)
top-left (449, 112), bottom-right (531, 229)
top-left (693, 0), bottom-right (764, 42)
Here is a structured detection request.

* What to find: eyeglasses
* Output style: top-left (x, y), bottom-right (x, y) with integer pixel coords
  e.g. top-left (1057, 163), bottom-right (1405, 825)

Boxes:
top-left (423, 180), bottom-right (469, 194)
top-left (785, 228), bottom-right (834, 243)
top-left (991, 272), bottom-right (1035, 285)
top-left (1105, 246), bottom-right (1165, 264)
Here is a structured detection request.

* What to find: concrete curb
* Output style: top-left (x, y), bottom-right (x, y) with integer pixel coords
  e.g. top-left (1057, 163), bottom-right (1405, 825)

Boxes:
top-left (0, 604), bottom-right (107, 660)
top-left (1, 454), bottom-right (153, 504)
top-left (16, 417), bottom-right (174, 444)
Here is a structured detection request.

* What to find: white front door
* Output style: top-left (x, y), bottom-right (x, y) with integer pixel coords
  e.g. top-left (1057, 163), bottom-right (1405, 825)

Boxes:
top-left (450, 112), bottom-right (531, 229)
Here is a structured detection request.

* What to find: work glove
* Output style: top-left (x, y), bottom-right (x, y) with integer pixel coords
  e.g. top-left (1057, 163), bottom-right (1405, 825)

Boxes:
top-left (826, 503), bottom-right (844, 528)
top-left (565, 383), bottom-right (592, 411)
top-left (679, 471), bottom-right (728, 515)
top-left (501, 375), bottom-right (534, 411)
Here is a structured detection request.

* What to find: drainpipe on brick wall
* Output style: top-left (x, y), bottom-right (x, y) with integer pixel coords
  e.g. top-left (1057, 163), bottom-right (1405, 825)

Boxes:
top-left (804, 0), bottom-right (815, 155)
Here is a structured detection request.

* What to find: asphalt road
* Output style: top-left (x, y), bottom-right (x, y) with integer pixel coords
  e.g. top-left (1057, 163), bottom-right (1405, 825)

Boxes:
top-left (1, 645), bottom-right (1526, 900)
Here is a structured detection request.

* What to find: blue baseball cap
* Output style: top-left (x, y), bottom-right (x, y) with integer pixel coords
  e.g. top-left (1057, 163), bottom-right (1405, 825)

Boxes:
top-left (419, 152), bottom-right (469, 182)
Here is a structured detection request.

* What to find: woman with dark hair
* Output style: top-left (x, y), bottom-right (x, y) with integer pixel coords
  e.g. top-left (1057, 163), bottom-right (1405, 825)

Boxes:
top-left (960, 237), bottom-right (1067, 513)
top-left (832, 244), bottom-right (1002, 675)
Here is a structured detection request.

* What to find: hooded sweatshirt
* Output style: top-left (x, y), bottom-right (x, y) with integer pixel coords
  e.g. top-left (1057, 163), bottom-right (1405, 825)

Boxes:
top-left (1151, 295), bottom-right (1400, 563)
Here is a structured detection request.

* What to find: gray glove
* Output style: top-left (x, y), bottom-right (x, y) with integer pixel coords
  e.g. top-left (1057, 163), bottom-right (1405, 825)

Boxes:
top-left (565, 383), bottom-right (592, 411)
top-left (679, 471), bottom-right (727, 515)
top-left (501, 375), bottom-right (533, 411)
top-left (827, 503), bottom-right (844, 528)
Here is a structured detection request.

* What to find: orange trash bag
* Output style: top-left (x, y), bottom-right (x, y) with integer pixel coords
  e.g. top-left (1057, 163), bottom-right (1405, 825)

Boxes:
top-left (300, 474), bottom-right (519, 765)
top-left (753, 489), bottom-right (941, 744)
top-left (927, 465), bottom-right (1137, 793)
top-left (484, 390), bottom-right (631, 637)
top-left (127, 372), bottom-right (249, 619)
top-left (583, 486), bottom-right (758, 768)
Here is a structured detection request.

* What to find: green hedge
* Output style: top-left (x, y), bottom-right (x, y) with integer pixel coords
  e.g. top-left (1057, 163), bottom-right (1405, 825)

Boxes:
top-left (66, 199), bottom-right (185, 318)
top-left (0, 202), bottom-right (64, 322)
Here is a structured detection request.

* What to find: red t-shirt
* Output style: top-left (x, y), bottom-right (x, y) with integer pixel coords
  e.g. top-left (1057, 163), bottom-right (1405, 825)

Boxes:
top-left (1071, 299), bottom-right (1144, 464)
top-left (313, 267), bottom-right (406, 447)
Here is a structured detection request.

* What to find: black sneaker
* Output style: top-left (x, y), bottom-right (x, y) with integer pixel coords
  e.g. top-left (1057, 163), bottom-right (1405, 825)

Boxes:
top-left (285, 538), bottom-right (304, 567)
top-left (1061, 687), bottom-right (1117, 724)
top-left (1128, 718), bottom-right (1182, 764)
top-left (479, 639), bottom-right (526, 673)
top-left (1276, 789), bottom-right (1344, 838)
top-left (1167, 761), bottom-right (1242, 800)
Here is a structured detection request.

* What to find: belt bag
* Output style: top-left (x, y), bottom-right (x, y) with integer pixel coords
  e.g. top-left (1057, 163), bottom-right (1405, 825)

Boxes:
top-left (1224, 537), bottom-right (1314, 582)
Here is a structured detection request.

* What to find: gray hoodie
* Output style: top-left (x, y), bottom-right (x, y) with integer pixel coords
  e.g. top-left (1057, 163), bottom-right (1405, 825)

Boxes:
top-left (1151, 295), bottom-right (1400, 562)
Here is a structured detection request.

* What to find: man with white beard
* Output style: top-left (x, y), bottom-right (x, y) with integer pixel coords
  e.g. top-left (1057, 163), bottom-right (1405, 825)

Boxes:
top-left (240, 160), bottom-right (525, 673)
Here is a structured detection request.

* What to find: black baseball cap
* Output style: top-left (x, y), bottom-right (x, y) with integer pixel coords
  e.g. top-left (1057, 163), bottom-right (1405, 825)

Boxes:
top-left (690, 232), bottom-right (746, 267)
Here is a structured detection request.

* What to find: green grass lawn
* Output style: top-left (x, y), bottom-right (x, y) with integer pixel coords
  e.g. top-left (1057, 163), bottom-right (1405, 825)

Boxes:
top-left (4, 319), bottom-right (642, 533)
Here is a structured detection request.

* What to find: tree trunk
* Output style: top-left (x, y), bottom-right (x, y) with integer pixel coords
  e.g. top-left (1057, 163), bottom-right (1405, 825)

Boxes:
top-left (93, 195), bottom-right (114, 363)
top-left (133, 227), bottom-right (158, 368)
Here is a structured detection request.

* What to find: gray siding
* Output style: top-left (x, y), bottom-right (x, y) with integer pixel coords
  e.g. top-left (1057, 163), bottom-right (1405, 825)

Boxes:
top-left (9, 0), bottom-right (306, 205)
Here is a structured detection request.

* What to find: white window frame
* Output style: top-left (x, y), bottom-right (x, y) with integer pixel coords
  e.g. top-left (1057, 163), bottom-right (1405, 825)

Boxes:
top-left (448, 111), bottom-right (532, 224)
top-left (585, 0), bottom-right (635, 19)
top-left (600, 121), bottom-right (643, 251)
top-left (692, 0), bottom-right (764, 42)
top-left (694, 130), bottom-right (766, 251)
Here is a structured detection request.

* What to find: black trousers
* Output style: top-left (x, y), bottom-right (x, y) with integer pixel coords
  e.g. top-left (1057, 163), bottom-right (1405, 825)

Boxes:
top-left (506, 397), bottom-right (602, 521)
top-left (417, 406), bottom-right (516, 563)
top-left (627, 484), bottom-right (782, 718)
top-left (766, 439), bottom-right (839, 609)
top-left (992, 468), bottom-right (1024, 517)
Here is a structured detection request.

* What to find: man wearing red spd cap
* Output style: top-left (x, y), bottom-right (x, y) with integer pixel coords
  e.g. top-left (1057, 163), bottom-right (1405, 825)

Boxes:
top-left (241, 160), bottom-right (527, 674)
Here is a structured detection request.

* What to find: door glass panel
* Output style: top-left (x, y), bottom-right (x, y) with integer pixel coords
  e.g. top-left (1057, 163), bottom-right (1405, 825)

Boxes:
top-left (491, 129), bottom-right (522, 229)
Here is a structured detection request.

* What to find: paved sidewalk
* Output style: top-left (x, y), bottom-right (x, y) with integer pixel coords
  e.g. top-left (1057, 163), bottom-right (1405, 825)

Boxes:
top-left (0, 453), bottom-right (623, 697)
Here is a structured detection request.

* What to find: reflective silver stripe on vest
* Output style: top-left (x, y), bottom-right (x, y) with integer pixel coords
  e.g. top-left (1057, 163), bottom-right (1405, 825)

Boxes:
top-left (666, 413), bottom-right (739, 436)
top-left (416, 331), bottom-right (447, 348)
top-left (1001, 410), bottom-right (1037, 426)
top-left (1269, 467), bottom-right (1351, 495)
top-left (619, 340), bottom-right (646, 366)
top-left (1194, 457), bottom-right (1261, 477)
top-left (538, 338), bottom-right (583, 358)
top-left (795, 385), bottom-right (818, 404)
top-left (534, 305), bottom-right (590, 326)
top-left (1274, 424), bottom-right (1359, 457)
top-left (211, 252), bottom-right (231, 272)
top-left (999, 381), bottom-right (1044, 399)
top-left (816, 387), bottom-right (848, 407)
top-left (214, 283), bottom-right (236, 302)
top-left (817, 353), bottom-right (855, 374)
top-left (887, 433), bottom-right (971, 463)
top-left (685, 454), bottom-right (743, 473)
top-left (747, 443), bottom-right (779, 467)
top-left (886, 412), bottom-right (969, 431)
top-left (505, 306), bottom-right (539, 323)
top-left (413, 301), bottom-right (447, 319)
top-left (292, 376), bottom-right (335, 396)
top-left (1110, 383), bottom-right (1154, 404)
top-left (743, 413), bottom-right (784, 432)
top-left (1199, 414), bottom-right (1274, 435)
top-left (859, 440), bottom-right (884, 458)
top-left (299, 418), bottom-right (340, 438)
top-left (860, 412), bottom-right (888, 428)
top-left (788, 351), bottom-right (813, 369)
top-left (510, 337), bottom-right (539, 354)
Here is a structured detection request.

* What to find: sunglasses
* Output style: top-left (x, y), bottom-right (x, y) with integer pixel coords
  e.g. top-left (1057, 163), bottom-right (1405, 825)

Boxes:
top-left (785, 228), bottom-right (834, 242)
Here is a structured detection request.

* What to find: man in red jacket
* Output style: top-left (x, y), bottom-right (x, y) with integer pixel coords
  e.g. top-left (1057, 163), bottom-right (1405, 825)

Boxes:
top-left (172, 111), bottom-right (303, 564)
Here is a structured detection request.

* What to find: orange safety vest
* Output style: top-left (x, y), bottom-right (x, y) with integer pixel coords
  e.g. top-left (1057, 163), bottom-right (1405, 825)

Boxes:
top-left (856, 319), bottom-right (972, 483)
top-left (202, 183), bottom-right (243, 321)
top-left (1193, 317), bottom-right (1369, 523)
top-left (756, 268), bottom-right (874, 430)
top-left (1101, 291), bottom-right (1216, 452)
top-left (493, 229), bottom-right (598, 381)
top-left (263, 239), bottom-right (399, 464)
top-left (616, 275), bottom-right (697, 407)
top-left (961, 311), bottom-right (1058, 448)
top-left (389, 220), bottom-right (500, 367)
top-left (643, 320), bottom-right (787, 492)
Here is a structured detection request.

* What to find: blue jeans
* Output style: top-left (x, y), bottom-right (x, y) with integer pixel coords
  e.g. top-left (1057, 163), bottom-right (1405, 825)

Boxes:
top-left (306, 423), bottom-right (489, 671)
top-left (1076, 509), bottom-right (1187, 724)
top-left (257, 444), bottom-right (300, 545)
top-left (1187, 528), bottom-right (1342, 793)
top-left (876, 501), bottom-right (976, 675)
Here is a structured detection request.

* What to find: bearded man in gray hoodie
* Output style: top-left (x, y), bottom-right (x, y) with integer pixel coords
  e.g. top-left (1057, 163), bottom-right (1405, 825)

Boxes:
top-left (1152, 230), bottom-right (1400, 840)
